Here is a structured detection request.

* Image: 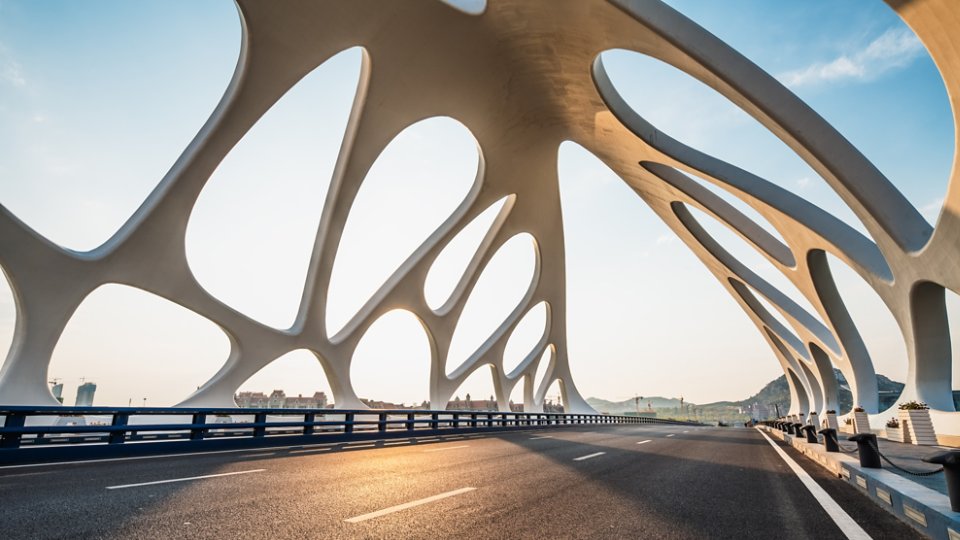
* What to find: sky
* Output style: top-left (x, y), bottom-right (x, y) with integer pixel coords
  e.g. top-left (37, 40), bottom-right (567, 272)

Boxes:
top-left (0, 0), bottom-right (955, 407)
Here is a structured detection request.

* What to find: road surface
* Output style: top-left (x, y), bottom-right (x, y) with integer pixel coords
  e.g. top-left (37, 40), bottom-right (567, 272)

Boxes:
top-left (0, 424), bottom-right (923, 539)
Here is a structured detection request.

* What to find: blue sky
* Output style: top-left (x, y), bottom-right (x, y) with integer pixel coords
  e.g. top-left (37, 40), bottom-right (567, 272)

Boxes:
top-left (0, 0), bottom-right (954, 407)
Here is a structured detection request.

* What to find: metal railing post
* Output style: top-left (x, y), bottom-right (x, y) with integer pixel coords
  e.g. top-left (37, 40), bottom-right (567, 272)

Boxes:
top-left (253, 412), bottom-right (267, 438)
top-left (345, 412), bottom-right (355, 434)
top-left (303, 412), bottom-right (315, 435)
top-left (109, 413), bottom-right (129, 444)
top-left (430, 412), bottom-right (439, 430)
top-left (0, 413), bottom-right (25, 449)
top-left (190, 413), bottom-right (206, 441)
top-left (406, 412), bottom-right (415, 432)
top-left (452, 413), bottom-right (460, 429)
top-left (471, 413), bottom-right (478, 428)
top-left (378, 413), bottom-right (387, 433)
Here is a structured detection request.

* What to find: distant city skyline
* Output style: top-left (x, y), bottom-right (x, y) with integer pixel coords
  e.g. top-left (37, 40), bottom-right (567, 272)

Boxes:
top-left (1, 1), bottom-right (956, 407)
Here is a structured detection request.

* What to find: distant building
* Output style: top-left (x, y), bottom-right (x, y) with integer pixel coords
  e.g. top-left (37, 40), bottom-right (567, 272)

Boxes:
top-left (75, 382), bottom-right (97, 406)
top-left (446, 396), bottom-right (497, 411)
top-left (360, 398), bottom-right (413, 409)
top-left (285, 392), bottom-right (328, 409)
top-left (234, 390), bottom-right (328, 409)
top-left (235, 391), bottom-right (269, 408)
top-left (50, 383), bottom-right (64, 404)
top-left (268, 390), bottom-right (286, 408)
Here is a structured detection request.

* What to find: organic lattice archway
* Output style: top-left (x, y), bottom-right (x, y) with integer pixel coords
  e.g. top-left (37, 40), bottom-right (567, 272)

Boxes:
top-left (1, 0), bottom-right (959, 425)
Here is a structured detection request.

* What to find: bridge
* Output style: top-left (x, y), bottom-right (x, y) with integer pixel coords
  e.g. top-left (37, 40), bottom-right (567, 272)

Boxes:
top-left (2, 0), bottom-right (960, 538)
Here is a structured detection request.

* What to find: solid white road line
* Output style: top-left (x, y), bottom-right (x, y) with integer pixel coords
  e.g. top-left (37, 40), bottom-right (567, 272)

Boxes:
top-left (289, 448), bottom-right (331, 455)
top-left (573, 452), bottom-right (606, 461)
top-left (666, 434), bottom-right (675, 438)
top-left (106, 469), bottom-right (265, 490)
top-left (423, 445), bottom-right (470, 453)
top-left (345, 487), bottom-right (476, 523)
top-left (346, 444), bottom-right (376, 450)
top-left (756, 428), bottom-right (871, 540)
top-left (636, 440), bottom-right (652, 445)
top-left (530, 435), bottom-right (554, 440)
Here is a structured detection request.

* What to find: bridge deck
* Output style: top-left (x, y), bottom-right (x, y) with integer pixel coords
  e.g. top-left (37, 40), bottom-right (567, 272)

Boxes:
top-left (0, 425), bottom-right (922, 538)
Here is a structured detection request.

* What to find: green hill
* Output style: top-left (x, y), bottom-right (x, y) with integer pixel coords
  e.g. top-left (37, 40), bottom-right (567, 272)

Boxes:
top-left (589, 369), bottom-right (923, 421)
top-left (740, 368), bottom-right (905, 413)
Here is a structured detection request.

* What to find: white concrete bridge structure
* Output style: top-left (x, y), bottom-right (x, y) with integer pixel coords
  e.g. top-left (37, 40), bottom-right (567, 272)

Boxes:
top-left (1, 0), bottom-right (959, 430)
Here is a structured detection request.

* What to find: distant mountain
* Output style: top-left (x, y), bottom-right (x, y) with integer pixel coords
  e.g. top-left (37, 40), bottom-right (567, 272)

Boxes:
top-left (591, 369), bottom-right (916, 417)
top-left (587, 396), bottom-right (683, 413)
top-left (739, 368), bottom-right (905, 412)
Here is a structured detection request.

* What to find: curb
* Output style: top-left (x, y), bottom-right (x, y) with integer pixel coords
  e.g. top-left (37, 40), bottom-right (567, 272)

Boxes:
top-left (762, 426), bottom-right (960, 540)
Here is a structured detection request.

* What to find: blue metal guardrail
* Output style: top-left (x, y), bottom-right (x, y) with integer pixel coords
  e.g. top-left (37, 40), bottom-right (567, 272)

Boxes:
top-left (0, 406), bottom-right (698, 465)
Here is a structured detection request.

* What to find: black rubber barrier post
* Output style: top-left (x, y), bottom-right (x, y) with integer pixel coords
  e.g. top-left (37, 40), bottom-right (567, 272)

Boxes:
top-left (780, 421), bottom-right (788, 432)
top-left (802, 425), bottom-right (818, 444)
top-left (848, 433), bottom-right (881, 468)
top-left (923, 451), bottom-right (960, 511)
top-left (792, 423), bottom-right (804, 436)
top-left (819, 428), bottom-right (839, 452)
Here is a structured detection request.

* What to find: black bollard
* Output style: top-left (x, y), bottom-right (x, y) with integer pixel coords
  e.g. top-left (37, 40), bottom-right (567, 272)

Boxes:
top-left (847, 433), bottom-right (881, 468)
top-left (793, 423), bottom-right (804, 436)
top-left (785, 423), bottom-right (795, 435)
top-left (923, 451), bottom-right (960, 512)
top-left (802, 425), bottom-right (818, 444)
top-left (819, 428), bottom-right (839, 452)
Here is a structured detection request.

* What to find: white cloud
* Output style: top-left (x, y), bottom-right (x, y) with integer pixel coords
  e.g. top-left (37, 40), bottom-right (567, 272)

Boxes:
top-left (779, 27), bottom-right (924, 88)
top-left (0, 44), bottom-right (25, 87)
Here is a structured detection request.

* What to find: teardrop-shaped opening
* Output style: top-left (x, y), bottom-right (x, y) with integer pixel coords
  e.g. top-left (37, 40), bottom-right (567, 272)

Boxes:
top-left (424, 196), bottom-right (511, 311)
top-left (236, 349), bottom-right (331, 407)
top-left (186, 47), bottom-right (363, 329)
top-left (326, 116), bottom-right (478, 337)
top-left (823, 253), bottom-right (906, 410)
top-left (351, 309), bottom-right (430, 408)
top-left (446, 365), bottom-right (497, 411)
top-left (48, 284), bottom-right (230, 406)
top-left (445, 233), bottom-right (537, 375)
top-left (0, 1), bottom-right (241, 250)
top-left (502, 302), bottom-right (548, 374)
top-left (558, 141), bottom-right (779, 404)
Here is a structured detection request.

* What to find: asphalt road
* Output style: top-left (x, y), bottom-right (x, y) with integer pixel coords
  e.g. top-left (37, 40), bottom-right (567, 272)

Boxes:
top-left (0, 424), bottom-right (925, 539)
